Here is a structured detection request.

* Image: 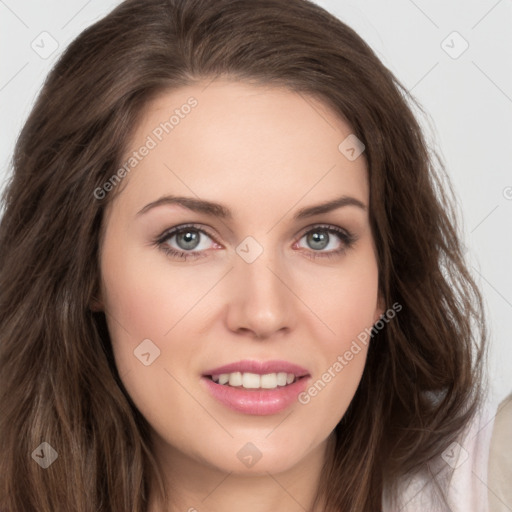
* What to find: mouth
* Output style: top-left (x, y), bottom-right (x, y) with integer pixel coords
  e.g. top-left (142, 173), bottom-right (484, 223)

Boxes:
top-left (201, 360), bottom-right (311, 415)
top-left (205, 372), bottom-right (307, 389)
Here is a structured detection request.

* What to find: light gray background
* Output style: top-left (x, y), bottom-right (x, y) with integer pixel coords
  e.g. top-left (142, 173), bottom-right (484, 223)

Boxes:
top-left (1, 0), bottom-right (511, 403)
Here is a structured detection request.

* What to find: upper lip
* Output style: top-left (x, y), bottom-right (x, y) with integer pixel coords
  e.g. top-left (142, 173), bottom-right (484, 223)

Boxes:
top-left (203, 359), bottom-right (310, 377)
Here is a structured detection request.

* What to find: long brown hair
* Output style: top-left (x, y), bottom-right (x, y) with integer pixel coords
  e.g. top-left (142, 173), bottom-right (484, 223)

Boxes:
top-left (0, 0), bottom-right (487, 510)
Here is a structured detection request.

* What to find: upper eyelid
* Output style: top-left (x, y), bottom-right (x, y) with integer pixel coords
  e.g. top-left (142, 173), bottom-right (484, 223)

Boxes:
top-left (297, 223), bottom-right (351, 237)
top-left (157, 224), bottom-right (218, 244)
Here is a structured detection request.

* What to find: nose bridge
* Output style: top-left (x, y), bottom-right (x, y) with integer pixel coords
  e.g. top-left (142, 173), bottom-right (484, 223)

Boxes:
top-left (226, 235), bottom-right (295, 336)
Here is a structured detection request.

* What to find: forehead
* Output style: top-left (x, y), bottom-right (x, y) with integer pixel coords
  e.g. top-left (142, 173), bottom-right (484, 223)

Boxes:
top-left (112, 80), bottom-right (369, 219)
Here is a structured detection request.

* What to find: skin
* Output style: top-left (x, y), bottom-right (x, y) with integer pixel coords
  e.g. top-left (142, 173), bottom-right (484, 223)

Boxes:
top-left (96, 80), bottom-right (384, 512)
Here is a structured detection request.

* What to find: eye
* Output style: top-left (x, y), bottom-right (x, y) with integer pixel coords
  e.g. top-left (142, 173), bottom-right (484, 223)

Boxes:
top-left (154, 223), bottom-right (357, 262)
top-left (154, 224), bottom-right (220, 261)
top-left (294, 224), bottom-right (357, 260)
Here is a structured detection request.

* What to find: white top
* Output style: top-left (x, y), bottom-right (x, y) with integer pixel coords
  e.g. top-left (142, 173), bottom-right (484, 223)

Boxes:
top-left (382, 392), bottom-right (500, 512)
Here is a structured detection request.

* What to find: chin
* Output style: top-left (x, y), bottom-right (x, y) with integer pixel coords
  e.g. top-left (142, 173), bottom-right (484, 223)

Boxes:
top-left (197, 435), bottom-right (318, 476)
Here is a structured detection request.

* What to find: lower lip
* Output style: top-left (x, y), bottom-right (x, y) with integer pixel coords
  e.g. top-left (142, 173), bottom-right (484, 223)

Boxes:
top-left (201, 376), bottom-right (310, 415)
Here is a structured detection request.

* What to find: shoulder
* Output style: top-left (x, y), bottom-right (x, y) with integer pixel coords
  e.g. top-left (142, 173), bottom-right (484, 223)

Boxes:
top-left (383, 392), bottom-right (503, 512)
top-left (488, 393), bottom-right (512, 512)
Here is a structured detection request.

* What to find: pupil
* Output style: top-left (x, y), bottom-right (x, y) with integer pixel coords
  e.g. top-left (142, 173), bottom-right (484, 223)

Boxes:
top-left (177, 230), bottom-right (199, 250)
top-left (308, 231), bottom-right (328, 250)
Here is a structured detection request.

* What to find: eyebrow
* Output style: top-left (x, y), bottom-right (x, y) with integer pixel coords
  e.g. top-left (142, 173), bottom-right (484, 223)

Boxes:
top-left (136, 194), bottom-right (367, 220)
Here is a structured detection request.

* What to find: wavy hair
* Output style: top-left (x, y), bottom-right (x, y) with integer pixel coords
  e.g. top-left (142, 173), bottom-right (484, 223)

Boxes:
top-left (0, 0), bottom-right (487, 510)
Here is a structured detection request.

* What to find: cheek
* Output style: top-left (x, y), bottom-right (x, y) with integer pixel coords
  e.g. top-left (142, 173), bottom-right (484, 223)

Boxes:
top-left (309, 248), bottom-right (380, 348)
top-left (99, 245), bottom-right (173, 376)
top-left (332, 268), bottom-right (379, 345)
top-left (298, 249), bottom-right (379, 415)
top-left (99, 242), bottom-right (223, 400)
top-left (101, 245), bottom-right (201, 340)
top-left (99, 247), bottom-right (204, 424)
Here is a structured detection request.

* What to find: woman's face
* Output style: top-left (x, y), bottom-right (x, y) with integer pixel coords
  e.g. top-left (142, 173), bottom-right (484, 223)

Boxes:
top-left (98, 80), bottom-right (383, 476)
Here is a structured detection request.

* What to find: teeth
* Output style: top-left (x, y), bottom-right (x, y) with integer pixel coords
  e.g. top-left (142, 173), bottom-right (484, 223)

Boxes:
top-left (228, 372), bottom-right (242, 387)
top-left (242, 372), bottom-right (260, 388)
top-left (211, 372), bottom-right (298, 389)
top-left (260, 373), bottom-right (277, 388)
top-left (218, 374), bottom-right (229, 385)
top-left (276, 373), bottom-right (287, 386)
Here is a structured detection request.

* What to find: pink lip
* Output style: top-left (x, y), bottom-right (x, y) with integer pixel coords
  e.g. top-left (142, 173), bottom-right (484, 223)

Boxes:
top-left (202, 359), bottom-right (310, 377)
top-left (201, 359), bottom-right (311, 416)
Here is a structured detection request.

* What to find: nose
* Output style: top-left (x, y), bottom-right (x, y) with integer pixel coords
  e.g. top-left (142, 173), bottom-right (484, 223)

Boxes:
top-left (224, 247), bottom-right (296, 339)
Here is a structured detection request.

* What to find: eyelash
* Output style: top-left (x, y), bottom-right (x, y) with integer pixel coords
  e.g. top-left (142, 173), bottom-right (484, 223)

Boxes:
top-left (153, 223), bottom-right (357, 261)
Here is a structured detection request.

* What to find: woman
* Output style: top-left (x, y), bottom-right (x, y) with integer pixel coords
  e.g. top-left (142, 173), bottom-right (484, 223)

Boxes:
top-left (0, 0), bottom-right (495, 510)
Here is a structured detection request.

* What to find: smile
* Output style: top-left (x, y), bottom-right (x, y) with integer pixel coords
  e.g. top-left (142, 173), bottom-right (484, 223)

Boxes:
top-left (201, 360), bottom-right (311, 415)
